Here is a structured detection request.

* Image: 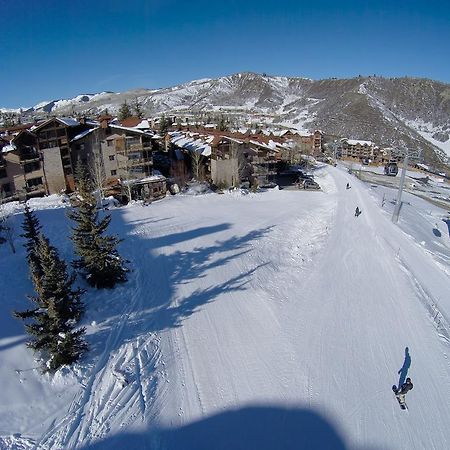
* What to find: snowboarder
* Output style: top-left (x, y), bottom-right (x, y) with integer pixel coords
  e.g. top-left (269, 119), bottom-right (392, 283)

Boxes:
top-left (392, 377), bottom-right (413, 410)
top-left (395, 377), bottom-right (413, 395)
top-left (355, 206), bottom-right (361, 217)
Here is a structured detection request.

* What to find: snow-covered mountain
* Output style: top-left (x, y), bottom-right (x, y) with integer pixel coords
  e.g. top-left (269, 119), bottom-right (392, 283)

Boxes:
top-left (30, 92), bottom-right (115, 114)
top-left (7, 73), bottom-right (450, 167)
top-left (1, 166), bottom-right (449, 449)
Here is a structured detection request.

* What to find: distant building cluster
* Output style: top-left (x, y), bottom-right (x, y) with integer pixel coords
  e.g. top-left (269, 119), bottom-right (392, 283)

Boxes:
top-left (1, 111), bottom-right (415, 203)
top-left (0, 115), bottom-right (325, 201)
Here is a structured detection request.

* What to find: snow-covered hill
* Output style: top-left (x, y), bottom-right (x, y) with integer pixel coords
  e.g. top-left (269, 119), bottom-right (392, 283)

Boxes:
top-left (1, 167), bottom-right (450, 449)
top-left (5, 73), bottom-right (450, 167)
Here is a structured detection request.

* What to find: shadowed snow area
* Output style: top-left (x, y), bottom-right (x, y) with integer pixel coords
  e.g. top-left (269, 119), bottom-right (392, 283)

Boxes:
top-left (0, 165), bottom-right (449, 450)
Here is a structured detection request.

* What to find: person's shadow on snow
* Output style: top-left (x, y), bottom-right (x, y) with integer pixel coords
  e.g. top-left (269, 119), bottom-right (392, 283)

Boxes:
top-left (398, 347), bottom-right (411, 388)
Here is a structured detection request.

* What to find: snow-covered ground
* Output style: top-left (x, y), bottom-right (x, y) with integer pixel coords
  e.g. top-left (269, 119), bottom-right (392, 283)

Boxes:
top-left (1, 166), bottom-right (450, 450)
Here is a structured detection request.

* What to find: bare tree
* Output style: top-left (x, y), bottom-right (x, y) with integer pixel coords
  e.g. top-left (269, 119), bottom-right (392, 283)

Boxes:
top-left (230, 141), bottom-right (248, 188)
top-left (190, 150), bottom-right (204, 181)
top-left (88, 134), bottom-right (108, 208)
top-left (0, 189), bottom-right (16, 253)
top-left (118, 136), bottom-right (138, 202)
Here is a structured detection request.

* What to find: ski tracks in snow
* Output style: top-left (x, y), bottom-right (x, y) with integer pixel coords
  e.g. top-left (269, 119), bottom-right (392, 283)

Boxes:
top-left (35, 224), bottom-right (166, 449)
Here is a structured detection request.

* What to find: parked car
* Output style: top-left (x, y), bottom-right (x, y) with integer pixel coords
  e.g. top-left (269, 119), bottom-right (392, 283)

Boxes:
top-left (301, 179), bottom-right (320, 190)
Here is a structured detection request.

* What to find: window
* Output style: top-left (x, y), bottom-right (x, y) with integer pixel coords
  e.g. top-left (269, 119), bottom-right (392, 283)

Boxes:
top-left (107, 140), bottom-right (114, 147)
top-left (24, 161), bottom-right (41, 173)
top-left (26, 177), bottom-right (43, 188)
top-left (111, 170), bottom-right (117, 176)
top-left (1, 183), bottom-right (11, 193)
top-left (0, 168), bottom-right (7, 179)
top-left (109, 155), bottom-right (115, 161)
top-left (128, 151), bottom-right (141, 160)
top-left (62, 158), bottom-right (72, 168)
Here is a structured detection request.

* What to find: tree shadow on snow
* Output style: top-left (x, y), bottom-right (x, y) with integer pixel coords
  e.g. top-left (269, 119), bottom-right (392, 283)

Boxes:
top-left (84, 208), bottom-right (272, 364)
top-left (78, 405), bottom-right (355, 450)
top-left (1, 203), bottom-right (270, 363)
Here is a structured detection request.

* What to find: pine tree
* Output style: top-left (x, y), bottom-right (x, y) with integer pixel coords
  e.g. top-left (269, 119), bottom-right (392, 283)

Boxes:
top-left (21, 203), bottom-right (43, 286)
top-left (118, 101), bottom-right (132, 121)
top-left (15, 234), bottom-right (87, 371)
top-left (132, 97), bottom-right (144, 119)
top-left (69, 164), bottom-right (127, 288)
top-left (217, 114), bottom-right (229, 131)
top-left (159, 114), bottom-right (167, 134)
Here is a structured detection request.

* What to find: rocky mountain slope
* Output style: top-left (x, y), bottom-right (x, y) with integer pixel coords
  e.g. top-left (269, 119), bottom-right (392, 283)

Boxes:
top-left (9, 73), bottom-right (450, 167)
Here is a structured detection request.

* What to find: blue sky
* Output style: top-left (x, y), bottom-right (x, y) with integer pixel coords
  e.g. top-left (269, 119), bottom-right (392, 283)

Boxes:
top-left (2, 0), bottom-right (449, 108)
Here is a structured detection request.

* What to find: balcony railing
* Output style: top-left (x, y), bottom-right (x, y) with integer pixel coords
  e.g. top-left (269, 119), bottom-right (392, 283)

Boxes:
top-left (129, 143), bottom-right (152, 151)
top-left (26, 184), bottom-right (45, 193)
top-left (20, 153), bottom-right (40, 162)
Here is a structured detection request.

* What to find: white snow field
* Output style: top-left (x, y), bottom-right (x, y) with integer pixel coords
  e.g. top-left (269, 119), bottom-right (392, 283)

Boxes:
top-left (1, 166), bottom-right (450, 450)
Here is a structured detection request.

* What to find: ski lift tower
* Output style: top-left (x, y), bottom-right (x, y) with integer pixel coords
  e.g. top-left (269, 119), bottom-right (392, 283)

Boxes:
top-left (391, 143), bottom-right (422, 223)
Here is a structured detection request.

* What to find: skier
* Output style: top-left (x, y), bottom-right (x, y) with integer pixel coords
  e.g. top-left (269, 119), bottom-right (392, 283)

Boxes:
top-left (346, 183), bottom-right (350, 189)
top-left (396, 377), bottom-right (413, 395)
top-left (354, 206), bottom-right (361, 217)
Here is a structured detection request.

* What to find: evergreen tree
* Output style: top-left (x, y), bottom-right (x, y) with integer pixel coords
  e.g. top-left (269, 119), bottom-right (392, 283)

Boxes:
top-left (132, 97), bottom-right (144, 119)
top-left (15, 234), bottom-right (87, 371)
top-left (118, 101), bottom-right (132, 121)
top-left (21, 203), bottom-right (42, 285)
top-left (217, 114), bottom-right (229, 131)
top-left (69, 164), bottom-right (127, 288)
top-left (159, 114), bottom-right (168, 134)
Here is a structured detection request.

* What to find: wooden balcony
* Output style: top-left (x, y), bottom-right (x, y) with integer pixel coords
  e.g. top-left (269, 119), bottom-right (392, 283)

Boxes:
top-left (129, 143), bottom-right (152, 151)
top-left (20, 152), bottom-right (41, 162)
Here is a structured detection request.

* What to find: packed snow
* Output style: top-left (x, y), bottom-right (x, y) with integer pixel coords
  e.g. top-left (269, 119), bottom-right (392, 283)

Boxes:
top-left (1, 165), bottom-right (449, 449)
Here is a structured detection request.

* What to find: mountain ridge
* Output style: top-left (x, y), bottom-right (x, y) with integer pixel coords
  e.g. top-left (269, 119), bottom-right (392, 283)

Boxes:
top-left (3, 72), bottom-right (450, 167)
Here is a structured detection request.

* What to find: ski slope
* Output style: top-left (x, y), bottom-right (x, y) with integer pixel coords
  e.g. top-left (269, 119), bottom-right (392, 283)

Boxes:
top-left (1, 166), bottom-right (449, 449)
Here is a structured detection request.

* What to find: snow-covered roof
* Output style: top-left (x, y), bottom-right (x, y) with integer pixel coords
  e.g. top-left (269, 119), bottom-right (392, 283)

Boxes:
top-left (170, 132), bottom-right (211, 156)
top-left (58, 117), bottom-right (80, 127)
top-left (223, 136), bottom-right (244, 144)
top-left (267, 139), bottom-right (286, 150)
top-left (416, 163), bottom-right (430, 170)
top-left (106, 133), bottom-right (123, 141)
top-left (121, 175), bottom-right (166, 187)
top-left (1, 143), bottom-right (17, 153)
top-left (135, 119), bottom-right (152, 129)
top-left (345, 139), bottom-right (375, 146)
top-left (109, 124), bottom-right (152, 136)
top-left (249, 140), bottom-right (280, 152)
top-left (71, 127), bottom-right (98, 142)
top-left (134, 175), bottom-right (166, 184)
